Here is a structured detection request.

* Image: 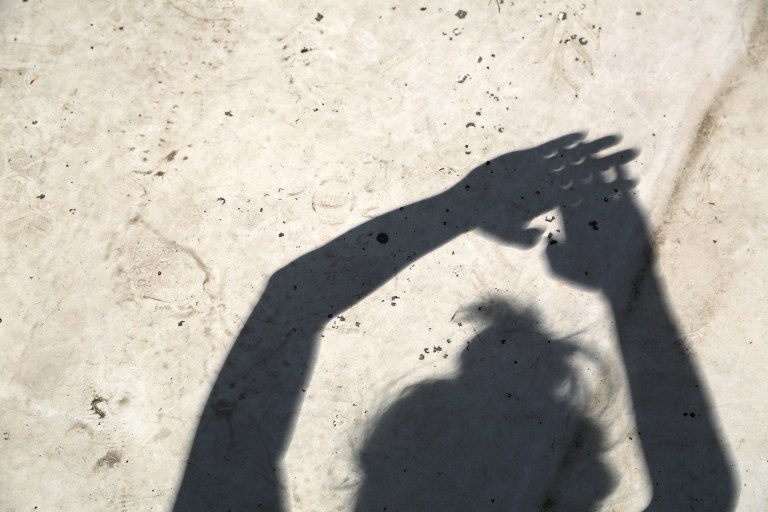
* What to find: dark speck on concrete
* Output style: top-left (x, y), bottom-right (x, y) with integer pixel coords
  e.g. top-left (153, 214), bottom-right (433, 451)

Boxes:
top-left (589, 220), bottom-right (599, 230)
top-left (455, 9), bottom-right (467, 19)
top-left (36, 194), bottom-right (45, 199)
top-left (315, 12), bottom-right (324, 21)
top-left (579, 37), bottom-right (588, 45)
top-left (224, 110), bottom-right (233, 117)
top-left (279, 232), bottom-right (284, 237)
top-left (376, 233), bottom-right (389, 244)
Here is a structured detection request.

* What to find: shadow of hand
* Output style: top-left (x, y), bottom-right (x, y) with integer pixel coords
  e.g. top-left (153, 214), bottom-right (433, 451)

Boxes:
top-left (452, 133), bottom-right (638, 248)
top-left (540, 136), bottom-right (645, 293)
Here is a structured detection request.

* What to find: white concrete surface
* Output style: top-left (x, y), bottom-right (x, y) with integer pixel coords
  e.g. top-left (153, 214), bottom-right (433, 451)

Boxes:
top-left (1, 1), bottom-right (766, 510)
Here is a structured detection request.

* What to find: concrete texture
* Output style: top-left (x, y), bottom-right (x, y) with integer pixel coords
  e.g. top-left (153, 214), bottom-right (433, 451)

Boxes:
top-left (1, 1), bottom-right (766, 510)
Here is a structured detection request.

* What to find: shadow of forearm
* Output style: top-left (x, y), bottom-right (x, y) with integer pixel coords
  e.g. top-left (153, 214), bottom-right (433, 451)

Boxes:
top-left (173, 188), bottom-right (471, 511)
top-left (607, 267), bottom-right (737, 511)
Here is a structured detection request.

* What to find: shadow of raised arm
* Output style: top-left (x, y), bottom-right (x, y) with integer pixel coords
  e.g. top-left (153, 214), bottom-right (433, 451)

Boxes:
top-left (545, 149), bottom-right (737, 510)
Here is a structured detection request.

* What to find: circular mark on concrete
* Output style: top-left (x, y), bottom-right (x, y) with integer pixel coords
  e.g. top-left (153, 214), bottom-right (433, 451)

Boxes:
top-left (311, 178), bottom-right (355, 225)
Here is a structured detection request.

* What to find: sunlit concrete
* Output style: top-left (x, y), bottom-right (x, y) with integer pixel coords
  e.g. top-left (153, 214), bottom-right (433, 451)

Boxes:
top-left (1, 1), bottom-right (766, 510)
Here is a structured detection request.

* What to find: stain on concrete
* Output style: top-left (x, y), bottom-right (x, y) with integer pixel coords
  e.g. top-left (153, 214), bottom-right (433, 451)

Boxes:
top-left (90, 396), bottom-right (107, 419)
top-left (94, 449), bottom-right (122, 470)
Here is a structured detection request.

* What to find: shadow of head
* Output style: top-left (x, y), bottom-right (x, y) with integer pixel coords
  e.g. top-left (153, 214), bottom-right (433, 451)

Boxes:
top-left (355, 297), bottom-right (616, 511)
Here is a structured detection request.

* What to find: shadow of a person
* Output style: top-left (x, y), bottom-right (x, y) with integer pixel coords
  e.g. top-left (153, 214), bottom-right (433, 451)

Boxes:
top-left (172, 133), bottom-right (735, 511)
top-left (354, 299), bottom-right (615, 511)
